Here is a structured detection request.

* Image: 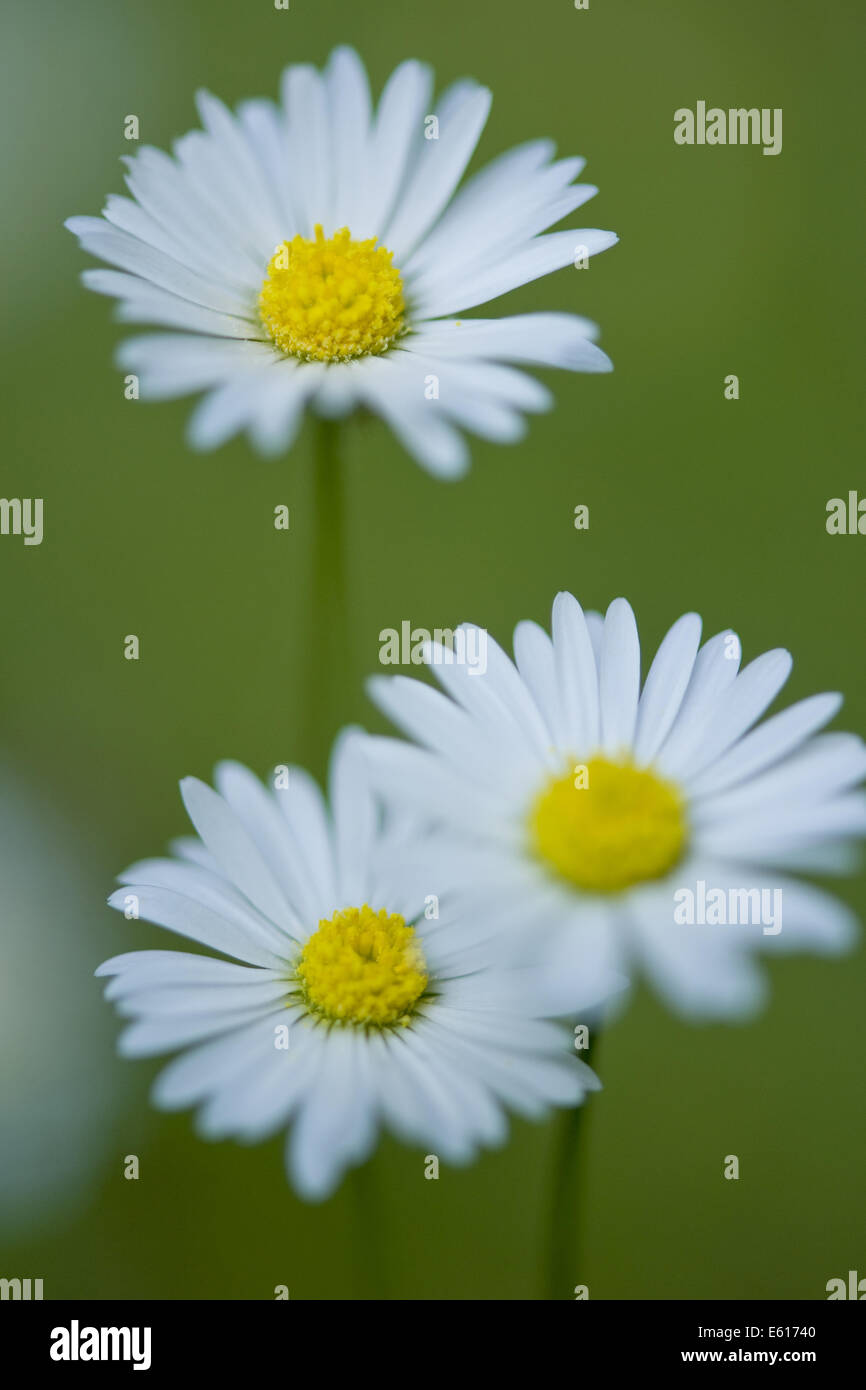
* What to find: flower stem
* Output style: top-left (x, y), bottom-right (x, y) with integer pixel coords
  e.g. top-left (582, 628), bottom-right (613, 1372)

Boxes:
top-left (308, 416), bottom-right (349, 773)
top-left (547, 1031), bottom-right (601, 1300)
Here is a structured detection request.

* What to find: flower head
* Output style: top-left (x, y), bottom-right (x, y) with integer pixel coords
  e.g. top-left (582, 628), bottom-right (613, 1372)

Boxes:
top-left (366, 594), bottom-right (866, 1020)
top-left (66, 47), bottom-right (617, 476)
top-left (97, 732), bottom-right (606, 1200)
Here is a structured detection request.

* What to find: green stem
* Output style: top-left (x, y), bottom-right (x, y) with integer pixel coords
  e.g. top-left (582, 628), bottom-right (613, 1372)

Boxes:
top-left (547, 1030), bottom-right (601, 1300)
top-left (308, 417), bottom-right (348, 773)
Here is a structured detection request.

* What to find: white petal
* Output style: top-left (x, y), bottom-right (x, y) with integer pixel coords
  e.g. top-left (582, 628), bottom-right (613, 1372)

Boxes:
top-left (746, 840), bottom-right (861, 875)
top-left (406, 159), bottom-right (597, 290)
top-left (179, 777), bottom-right (298, 933)
top-left (751, 877), bottom-right (858, 953)
top-left (171, 127), bottom-right (272, 268)
top-left (598, 598), bottom-right (641, 754)
top-left (274, 766), bottom-right (338, 918)
top-left (280, 63), bottom-right (333, 237)
top-left (413, 228), bottom-right (618, 319)
top-left (685, 692), bottom-right (842, 798)
top-left (117, 856), bottom-right (300, 947)
top-left (287, 1030), bottom-right (376, 1200)
top-left (655, 629), bottom-right (741, 777)
top-left (152, 1013), bottom-right (289, 1109)
top-left (185, 364), bottom-right (316, 454)
top-left (551, 591), bottom-right (600, 753)
top-left (513, 619), bottom-right (568, 749)
top-left (309, 367), bottom-right (361, 419)
top-left (114, 978), bottom-right (289, 1018)
top-left (367, 60), bottom-right (434, 234)
top-left (633, 613), bottom-right (702, 765)
top-left (329, 730), bottom-right (377, 906)
top-left (695, 793), bottom-right (866, 860)
top-left (383, 80), bottom-right (492, 263)
top-left (246, 362), bottom-right (325, 456)
top-left (362, 734), bottom-right (512, 834)
top-left (404, 313), bottom-right (611, 372)
top-left (421, 632), bottom-right (545, 776)
top-left (506, 898), bottom-right (625, 1017)
top-left (372, 1028), bottom-right (492, 1159)
top-left (82, 271), bottom-right (263, 338)
top-left (678, 649), bottom-right (793, 781)
top-left (107, 885), bottom-right (287, 967)
top-left (194, 89), bottom-right (286, 248)
top-left (196, 1017), bottom-right (323, 1141)
top-left (96, 949), bottom-right (279, 989)
top-left (366, 674), bottom-right (510, 792)
top-left (100, 193), bottom-right (251, 293)
top-left (468, 627), bottom-right (556, 760)
top-left (630, 892), bottom-right (766, 1020)
top-left (66, 217), bottom-right (255, 316)
top-left (415, 1013), bottom-right (583, 1115)
top-left (400, 138), bottom-right (554, 277)
top-left (213, 760), bottom-right (322, 923)
top-left (236, 98), bottom-right (297, 238)
top-left (116, 334), bottom-right (276, 400)
top-left (118, 1002), bottom-right (283, 1058)
top-left (395, 348), bottom-right (553, 415)
top-left (168, 836), bottom-right (222, 873)
top-left (349, 356), bottom-right (469, 477)
top-left (325, 47), bottom-right (373, 233)
top-left (119, 145), bottom-right (264, 285)
top-left (692, 733), bottom-right (866, 827)
top-left (673, 864), bottom-right (858, 956)
top-left (585, 610), bottom-right (604, 664)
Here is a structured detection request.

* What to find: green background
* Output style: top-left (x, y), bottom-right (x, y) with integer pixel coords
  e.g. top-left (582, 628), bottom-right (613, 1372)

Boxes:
top-left (1, 0), bottom-right (863, 1298)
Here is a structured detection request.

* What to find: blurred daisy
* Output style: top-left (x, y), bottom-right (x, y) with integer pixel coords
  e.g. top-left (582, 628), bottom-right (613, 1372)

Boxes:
top-left (65, 46), bottom-right (617, 477)
top-left (366, 594), bottom-right (866, 1020)
top-left (97, 733), bottom-right (605, 1201)
top-left (0, 761), bottom-right (126, 1237)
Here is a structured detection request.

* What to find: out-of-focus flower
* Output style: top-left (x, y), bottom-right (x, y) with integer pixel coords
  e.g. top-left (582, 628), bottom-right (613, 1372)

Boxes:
top-left (0, 764), bottom-right (124, 1237)
top-left (366, 593), bottom-right (865, 1020)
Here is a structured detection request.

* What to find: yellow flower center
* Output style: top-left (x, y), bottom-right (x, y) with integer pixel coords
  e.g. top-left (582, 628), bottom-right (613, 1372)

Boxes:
top-left (530, 756), bottom-right (687, 894)
top-left (259, 225), bottom-right (405, 362)
top-left (295, 905), bottom-right (428, 1027)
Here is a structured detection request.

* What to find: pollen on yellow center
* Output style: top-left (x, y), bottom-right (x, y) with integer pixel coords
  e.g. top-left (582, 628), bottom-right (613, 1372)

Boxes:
top-left (530, 756), bottom-right (687, 894)
top-left (259, 225), bottom-right (405, 362)
top-left (296, 905), bottom-right (428, 1028)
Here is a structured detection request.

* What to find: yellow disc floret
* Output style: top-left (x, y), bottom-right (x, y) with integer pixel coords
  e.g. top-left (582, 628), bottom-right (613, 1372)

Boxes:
top-left (296, 905), bottom-right (428, 1027)
top-left (259, 225), bottom-right (405, 362)
top-left (530, 756), bottom-right (686, 894)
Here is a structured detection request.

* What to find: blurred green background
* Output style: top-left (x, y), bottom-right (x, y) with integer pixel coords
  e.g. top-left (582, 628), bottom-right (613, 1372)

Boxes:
top-left (1, 0), bottom-right (863, 1299)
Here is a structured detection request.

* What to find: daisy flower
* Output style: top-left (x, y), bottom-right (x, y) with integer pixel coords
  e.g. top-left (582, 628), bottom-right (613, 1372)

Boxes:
top-left (96, 733), bottom-right (605, 1201)
top-left (365, 594), bottom-right (866, 1020)
top-left (65, 46), bottom-right (617, 477)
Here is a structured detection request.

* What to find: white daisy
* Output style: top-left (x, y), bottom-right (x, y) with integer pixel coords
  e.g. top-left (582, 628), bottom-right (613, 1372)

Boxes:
top-left (365, 594), bottom-right (866, 1021)
top-left (65, 46), bottom-right (617, 477)
top-left (96, 732), bottom-right (606, 1201)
